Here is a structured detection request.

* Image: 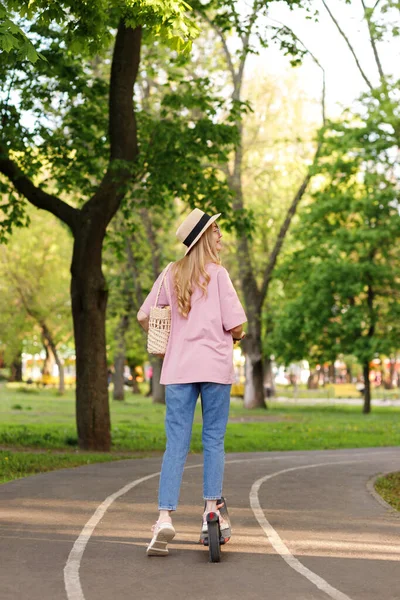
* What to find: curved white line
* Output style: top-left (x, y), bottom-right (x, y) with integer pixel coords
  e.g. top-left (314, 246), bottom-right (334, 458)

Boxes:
top-left (64, 450), bottom-right (396, 599)
top-left (64, 470), bottom-right (161, 600)
top-left (250, 460), bottom-right (361, 600)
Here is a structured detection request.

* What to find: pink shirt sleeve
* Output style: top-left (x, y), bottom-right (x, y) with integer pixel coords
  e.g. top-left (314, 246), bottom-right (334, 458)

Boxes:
top-left (139, 269), bottom-right (169, 316)
top-left (217, 267), bottom-right (247, 331)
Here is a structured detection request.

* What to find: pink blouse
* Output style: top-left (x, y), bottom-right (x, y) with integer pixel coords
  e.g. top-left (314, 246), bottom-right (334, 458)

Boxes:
top-left (139, 263), bottom-right (247, 385)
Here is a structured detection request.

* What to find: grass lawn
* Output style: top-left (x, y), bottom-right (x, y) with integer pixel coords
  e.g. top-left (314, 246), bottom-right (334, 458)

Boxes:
top-left (0, 382), bottom-right (399, 484)
top-left (0, 450), bottom-right (131, 484)
top-left (375, 472), bottom-right (400, 512)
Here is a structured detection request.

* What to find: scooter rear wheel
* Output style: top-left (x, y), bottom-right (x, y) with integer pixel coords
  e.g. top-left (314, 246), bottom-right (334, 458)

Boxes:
top-left (207, 513), bottom-right (221, 563)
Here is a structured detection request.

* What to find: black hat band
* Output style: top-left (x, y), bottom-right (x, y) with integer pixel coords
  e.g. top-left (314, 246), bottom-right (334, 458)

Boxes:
top-left (183, 213), bottom-right (212, 247)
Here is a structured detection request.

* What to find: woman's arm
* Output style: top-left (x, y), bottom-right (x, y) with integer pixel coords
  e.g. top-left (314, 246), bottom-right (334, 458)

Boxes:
top-left (217, 267), bottom-right (247, 341)
top-left (229, 324), bottom-right (246, 341)
top-left (137, 309), bottom-right (149, 332)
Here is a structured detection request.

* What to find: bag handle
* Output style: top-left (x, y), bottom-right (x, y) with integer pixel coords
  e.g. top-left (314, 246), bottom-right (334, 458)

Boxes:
top-left (155, 262), bottom-right (173, 306)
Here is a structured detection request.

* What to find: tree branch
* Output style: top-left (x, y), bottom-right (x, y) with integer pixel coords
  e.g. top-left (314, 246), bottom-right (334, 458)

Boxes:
top-left (139, 207), bottom-right (161, 277)
top-left (196, 10), bottom-right (237, 87)
top-left (0, 146), bottom-right (78, 232)
top-left (267, 18), bottom-right (326, 126)
top-left (255, 14), bottom-right (327, 311)
top-left (371, 0), bottom-right (383, 18)
top-left (235, 0), bottom-right (259, 100)
top-left (360, 0), bottom-right (387, 87)
top-left (258, 141), bottom-right (323, 311)
top-left (126, 237), bottom-right (145, 308)
top-left (321, 0), bottom-right (374, 91)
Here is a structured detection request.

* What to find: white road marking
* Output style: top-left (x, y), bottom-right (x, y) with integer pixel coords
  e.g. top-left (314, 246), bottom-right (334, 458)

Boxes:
top-left (250, 460), bottom-right (363, 600)
top-left (64, 449), bottom-right (397, 600)
top-left (64, 470), bottom-right (161, 600)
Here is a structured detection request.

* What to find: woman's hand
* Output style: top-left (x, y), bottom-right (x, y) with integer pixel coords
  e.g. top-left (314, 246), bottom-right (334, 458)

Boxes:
top-left (233, 331), bottom-right (246, 343)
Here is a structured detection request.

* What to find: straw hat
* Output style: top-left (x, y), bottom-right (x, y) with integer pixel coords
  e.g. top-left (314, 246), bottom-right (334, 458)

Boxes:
top-left (176, 208), bottom-right (221, 255)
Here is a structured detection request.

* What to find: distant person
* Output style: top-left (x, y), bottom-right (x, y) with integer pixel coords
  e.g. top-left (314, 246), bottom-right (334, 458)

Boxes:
top-left (137, 208), bottom-right (247, 556)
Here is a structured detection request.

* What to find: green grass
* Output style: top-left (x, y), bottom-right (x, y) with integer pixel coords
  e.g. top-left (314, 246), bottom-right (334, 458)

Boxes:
top-left (0, 450), bottom-right (130, 484)
top-left (0, 382), bottom-right (399, 484)
top-left (375, 472), bottom-right (400, 512)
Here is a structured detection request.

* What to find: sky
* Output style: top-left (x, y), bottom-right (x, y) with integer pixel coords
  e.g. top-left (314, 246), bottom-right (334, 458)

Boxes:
top-left (246, 0), bottom-right (399, 120)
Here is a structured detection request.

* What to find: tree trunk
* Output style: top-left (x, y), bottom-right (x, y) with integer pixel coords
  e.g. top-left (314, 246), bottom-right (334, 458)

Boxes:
top-left (113, 351), bottom-right (125, 401)
top-left (126, 361), bottom-right (141, 394)
top-left (328, 363), bottom-right (336, 383)
top-left (152, 357), bottom-right (165, 404)
top-left (132, 378), bottom-right (140, 394)
top-left (386, 356), bottom-right (395, 390)
top-left (10, 355), bottom-right (23, 382)
top-left (57, 359), bottom-right (65, 395)
top-left (42, 336), bottom-right (53, 375)
top-left (113, 314), bottom-right (129, 401)
top-left (41, 323), bottom-right (65, 394)
top-left (263, 356), bottom-right (275, 397)
top-left (244, 353), bottom-right (265, 408)
top-left (71, 221), bottom-right (111, 451)
top-left (242, 324), bottom-right (265, 409)
top-left (363, 282), bottom-right (375, 414)
top-left (307, 369), bottom-right (319, 389)
top-left (363, 361), bottom-right (371, 414)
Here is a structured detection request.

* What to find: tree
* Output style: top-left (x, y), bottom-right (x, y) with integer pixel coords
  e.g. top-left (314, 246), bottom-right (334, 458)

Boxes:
top-left (0, 207), bottom-right (73, 392)
top-left (272, 88), bottom-right (400, 413)
top-left (0, 1), bottom-right (198, 450)
top-left (192, 0), bottom-right (324, 408)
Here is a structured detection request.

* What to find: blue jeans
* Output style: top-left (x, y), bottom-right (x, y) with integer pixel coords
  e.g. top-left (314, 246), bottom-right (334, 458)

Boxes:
top-left (158, 382), bottom-right (231, 511)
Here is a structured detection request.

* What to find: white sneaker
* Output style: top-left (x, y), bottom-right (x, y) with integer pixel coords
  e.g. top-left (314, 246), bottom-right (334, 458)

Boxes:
top-left (146, 521), bottom-right (176, 556)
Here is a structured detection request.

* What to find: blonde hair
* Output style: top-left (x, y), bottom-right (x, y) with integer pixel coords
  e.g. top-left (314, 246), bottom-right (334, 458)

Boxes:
top-left (173, 224), bottom-right (221, 318)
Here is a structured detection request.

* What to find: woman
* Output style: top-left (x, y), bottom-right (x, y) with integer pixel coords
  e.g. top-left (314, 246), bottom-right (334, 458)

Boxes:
top-left (137, 207), bottom-right (247, 556)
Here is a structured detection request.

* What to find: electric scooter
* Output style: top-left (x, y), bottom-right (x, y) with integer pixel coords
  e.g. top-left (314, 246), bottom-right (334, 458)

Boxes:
top-left (200, 496), bottom-right (231, 563)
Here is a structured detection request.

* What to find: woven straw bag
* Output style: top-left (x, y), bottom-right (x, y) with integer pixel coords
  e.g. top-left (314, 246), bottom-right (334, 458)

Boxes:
top-left (147, 263), bottom-right (173, 355)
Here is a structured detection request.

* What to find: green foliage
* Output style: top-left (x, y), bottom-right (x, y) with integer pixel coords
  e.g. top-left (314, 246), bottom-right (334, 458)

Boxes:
top-left (2, 0), bottom-right (199, 58)
top-left (271, 84), bottom-right (400, 368)
top-left (364, 0), bottom-right (400, 40)
top-left (134, 83), bottom-right (238, 219)
top-left (0, 0), bottom-right (203, 241)
top-left (0, 7), bottom-right (240, 234)
top-left (0, 206), bottom-right (73, 365)
top-left (0, 2), bottom-right (44, 61)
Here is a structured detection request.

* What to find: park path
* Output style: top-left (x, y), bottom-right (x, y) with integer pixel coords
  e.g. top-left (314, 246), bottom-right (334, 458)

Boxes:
top-left (0, 447), bottom-right (399, 600)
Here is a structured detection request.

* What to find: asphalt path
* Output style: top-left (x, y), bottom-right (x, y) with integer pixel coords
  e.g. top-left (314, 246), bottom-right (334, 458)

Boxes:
top-left (0, 447), bottom-right (399, 600)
